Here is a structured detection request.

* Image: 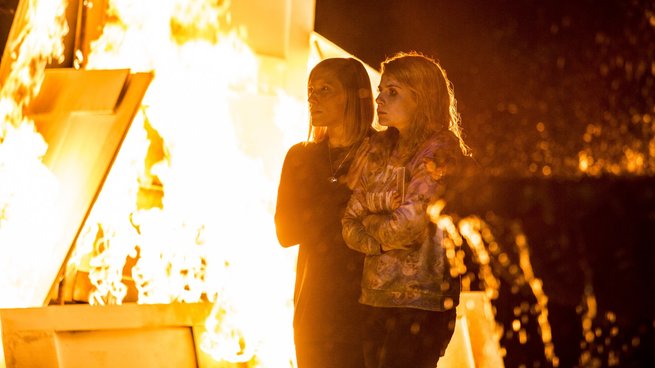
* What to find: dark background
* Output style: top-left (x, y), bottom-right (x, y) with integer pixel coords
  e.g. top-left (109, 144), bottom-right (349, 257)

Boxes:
top-left (315, 0), bottom-right (654, 177)
top-left (316, 1), bottom-right (655, 367)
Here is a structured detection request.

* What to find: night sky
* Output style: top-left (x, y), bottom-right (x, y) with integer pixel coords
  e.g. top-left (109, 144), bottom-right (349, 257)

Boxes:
top-left (316, 0), bottom-right (655, 177)
top-left (316, 1), bottom-right (655, 367)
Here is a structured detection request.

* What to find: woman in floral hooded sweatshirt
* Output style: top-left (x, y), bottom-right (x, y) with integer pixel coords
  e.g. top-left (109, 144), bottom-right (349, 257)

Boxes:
top-left (342, 51), bottom-right (471, 368)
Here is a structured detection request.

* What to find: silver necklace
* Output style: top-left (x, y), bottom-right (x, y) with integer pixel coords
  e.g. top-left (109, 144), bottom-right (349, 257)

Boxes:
top-left (327, 144), bottom-right (355, 183)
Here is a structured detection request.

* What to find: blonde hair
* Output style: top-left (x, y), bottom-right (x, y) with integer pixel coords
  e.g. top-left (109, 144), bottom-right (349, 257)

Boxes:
top-left (307, 58), bottom-right (374, 145)
top-left (381, 51), bottom-right (471, 156)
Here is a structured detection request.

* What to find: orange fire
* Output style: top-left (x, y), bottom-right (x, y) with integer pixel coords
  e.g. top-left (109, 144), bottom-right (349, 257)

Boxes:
top-left (0, 0), bottom-right (68, 308)
top-left (68, 0), bottom-right (303, 365)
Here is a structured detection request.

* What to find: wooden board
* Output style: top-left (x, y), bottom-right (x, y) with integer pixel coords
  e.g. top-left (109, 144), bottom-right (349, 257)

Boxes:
top-left (0, 69), bottom-right (152, 308)
top-left (0, 302), bottom-right (214, 368)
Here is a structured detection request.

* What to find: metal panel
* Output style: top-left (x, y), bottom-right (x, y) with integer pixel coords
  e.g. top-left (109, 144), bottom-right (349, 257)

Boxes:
top-left (0, 69), bottom-right (152, 308)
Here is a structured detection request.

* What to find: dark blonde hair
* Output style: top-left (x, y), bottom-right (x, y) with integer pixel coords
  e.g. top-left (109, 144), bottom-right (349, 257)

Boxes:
top-left (307, 58), bottom-right (374, 145)
top-left (381, 51), bottom-right (470, 156)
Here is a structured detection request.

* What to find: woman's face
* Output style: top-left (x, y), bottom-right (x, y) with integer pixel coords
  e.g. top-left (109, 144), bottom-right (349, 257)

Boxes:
top-left (376, 74), bottom-right (417, 134)
top-left (308, 68), bottom-right (347, 128)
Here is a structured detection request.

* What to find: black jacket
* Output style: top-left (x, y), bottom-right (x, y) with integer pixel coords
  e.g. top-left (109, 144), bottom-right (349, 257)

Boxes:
top-left (275, 139), bottom-right (365, 344)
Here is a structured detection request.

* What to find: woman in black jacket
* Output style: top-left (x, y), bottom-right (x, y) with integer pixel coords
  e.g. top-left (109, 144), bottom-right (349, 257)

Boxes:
top-left (275, 57), bottom-right (375, 368)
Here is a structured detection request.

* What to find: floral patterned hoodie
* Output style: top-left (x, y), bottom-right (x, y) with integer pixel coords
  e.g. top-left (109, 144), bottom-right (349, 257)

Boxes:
top-left (342, 130), bottom-right (461, 311)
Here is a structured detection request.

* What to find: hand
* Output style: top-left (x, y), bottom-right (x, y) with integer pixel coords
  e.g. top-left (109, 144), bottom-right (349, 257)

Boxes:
top-left (362, 213), bottom-right (386, 235)
top-left (365, 191), bottom-right (402, 213)
top-left (388, 191), bottom-right (402, 210)
top-left (380, 243), bottom-right (395, 252)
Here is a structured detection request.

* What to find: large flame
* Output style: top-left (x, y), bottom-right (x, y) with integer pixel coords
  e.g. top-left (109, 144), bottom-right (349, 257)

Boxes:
top-left (0, 0), bottom-right (68, 308)
top-left (67, 0), bottom-right (303, 365)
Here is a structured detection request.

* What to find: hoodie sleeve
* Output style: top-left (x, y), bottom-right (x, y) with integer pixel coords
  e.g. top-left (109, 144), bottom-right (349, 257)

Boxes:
top-left (342, 182), bottom-right (384, 255)
top-left (342, 136), bottom-right (384, 255)
top-left (364, 141), bottom-right (454, 251)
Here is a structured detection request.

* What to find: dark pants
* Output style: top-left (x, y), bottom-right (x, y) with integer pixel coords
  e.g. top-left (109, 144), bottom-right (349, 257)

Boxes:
top-left (363, 306), bottom-right (457, 368)
top-left (295, 340), bottom-right (365, 368)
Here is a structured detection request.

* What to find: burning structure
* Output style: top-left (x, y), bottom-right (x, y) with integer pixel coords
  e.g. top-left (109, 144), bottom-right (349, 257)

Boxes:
top-left (6, 0), bottom-right (651, 367)
top-left (0, 0), bottom-right (314, 366)
top-left (0, 0), bottom-right (497, 367)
